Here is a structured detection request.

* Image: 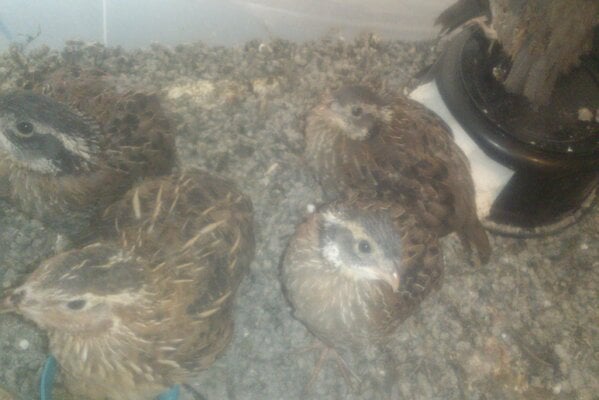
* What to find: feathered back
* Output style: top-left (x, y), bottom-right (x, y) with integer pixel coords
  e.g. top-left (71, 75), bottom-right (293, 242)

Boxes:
top-left (100, 169), bottom-right (255, 374)
top-left (305, 86), bottom-right (491, 263)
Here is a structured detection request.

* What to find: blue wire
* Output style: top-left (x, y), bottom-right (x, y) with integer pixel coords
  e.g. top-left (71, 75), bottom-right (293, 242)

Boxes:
top-left (157, 384), bottom-right (180, 400)
top-left (40, 355), bottom-right (57, 400)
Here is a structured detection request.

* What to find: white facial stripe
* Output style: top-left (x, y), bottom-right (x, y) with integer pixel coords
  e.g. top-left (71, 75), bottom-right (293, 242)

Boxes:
top-left (322, 241), bottom-right (342, 267)
top-left (321, 210), bottom-right (341, 225)
top-left (322, 211), bottom-right (372, 248)
top-left (1, 121), bottom-right (95, 173)
top-left (50, 126), bottom-right (95, 161)
top-left (321, 209), bottom-right (399, 290)
top-left (0, 130), bottom-right (14, 153)
top-left (19, 157), bottom-right (59, 173)
top-left (326, 109), bottom-right (351, 132)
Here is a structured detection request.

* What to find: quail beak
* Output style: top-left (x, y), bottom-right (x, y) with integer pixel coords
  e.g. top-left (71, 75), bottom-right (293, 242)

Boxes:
top-left (374, 269), bottom-right (400, 292)
top-left (388, 271), bottom-right (400, 292)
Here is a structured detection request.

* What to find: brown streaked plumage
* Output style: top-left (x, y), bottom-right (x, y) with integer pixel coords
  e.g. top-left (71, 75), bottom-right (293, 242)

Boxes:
top-left (1, 169), bottom-right (254, 400)
top-left (281, 194), bottom-right (443, 351)
top-left (0, 68), bottom-right (175, 241)
top-left (305, 85), bottom-right (491, 263)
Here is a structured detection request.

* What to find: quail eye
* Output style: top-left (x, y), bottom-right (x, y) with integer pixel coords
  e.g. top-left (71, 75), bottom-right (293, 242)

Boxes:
top-left (358, 239), bottom-right (372, 254)
top-left (351, 106), bottom-right (363, 117)
top-left (15, 121), bottom-right (34, 137)
top-left (367, 124), bottom-right (380, 137)
top-left (66, 299), bottom-right (86, 310)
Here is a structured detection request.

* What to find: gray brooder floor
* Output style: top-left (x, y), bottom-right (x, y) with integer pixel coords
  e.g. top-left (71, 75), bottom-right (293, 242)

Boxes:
top-left (0, 36), bottom-right (597, 400)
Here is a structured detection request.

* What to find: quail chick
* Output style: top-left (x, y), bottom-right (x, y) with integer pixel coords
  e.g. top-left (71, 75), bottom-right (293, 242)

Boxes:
top-left (0, 69), bottom-right (175, 241)
top-left (305, 85), bottom-right (491, 263)
top-left (1, 170), bottom-right (254, 400)
top-left (281, 194), bottom-right (442, 358)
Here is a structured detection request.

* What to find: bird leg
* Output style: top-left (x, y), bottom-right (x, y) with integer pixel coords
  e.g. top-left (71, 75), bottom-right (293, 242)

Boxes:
top-left (458, 232), bottom-right (486, 268)
top-left (465, 16), bottom-right (498, 54)
top-left (296, 339), bottom-right (361, 394)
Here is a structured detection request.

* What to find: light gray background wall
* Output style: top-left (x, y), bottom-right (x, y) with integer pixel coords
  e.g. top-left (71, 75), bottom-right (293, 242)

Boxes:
top-left (0, 0), bottom-right (453, 50)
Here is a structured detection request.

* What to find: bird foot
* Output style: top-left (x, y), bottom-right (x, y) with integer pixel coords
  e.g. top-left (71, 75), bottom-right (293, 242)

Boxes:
top-left (298, 340), bottom-right (361, 395)
top-left (465, 16), bottom-right (497, 53)
top-left (458, 232), bottom-right (489, 267)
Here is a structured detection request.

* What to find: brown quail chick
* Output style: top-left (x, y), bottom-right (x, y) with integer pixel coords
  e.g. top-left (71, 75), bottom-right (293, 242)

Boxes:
top-left (281, 195), bottom-right (443, 378)
top-left (1, 170), bottom-right (254, 400)
top-left (0, 69), bottom-right (175, 241)
top-left (305, 85), bottom-right (491, 263)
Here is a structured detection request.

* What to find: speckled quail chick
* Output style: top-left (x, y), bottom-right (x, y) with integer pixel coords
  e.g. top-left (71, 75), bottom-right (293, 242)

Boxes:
top-left (281, 194), bottom-right (443, 366)
top-left (1, 169), bottom-right (254, 400)
top-left (305, 85), bottom-right (491, 263)
top-left (0, 69), bottom-right (175, 241)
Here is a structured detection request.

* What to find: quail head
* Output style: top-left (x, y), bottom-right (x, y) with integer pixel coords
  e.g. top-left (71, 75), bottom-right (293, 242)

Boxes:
top-left (281, 194), bottom-right (443, 351)
top-left (0, 69), bottom-right (175, 241)
top-left (305, 85), bottom-right (491, 263)
top-left (1, 170), bottom-right (254, 400)
top-left (36, 68), bottom-right (176, 177)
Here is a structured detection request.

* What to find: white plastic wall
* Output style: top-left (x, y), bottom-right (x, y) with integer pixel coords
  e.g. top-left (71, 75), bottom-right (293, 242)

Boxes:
top-left (0, 0), bottom-right (452, 50)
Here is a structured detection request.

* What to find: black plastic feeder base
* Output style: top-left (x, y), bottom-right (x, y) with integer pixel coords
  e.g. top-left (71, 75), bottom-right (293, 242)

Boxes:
top-left (434, 26), bottom-right (598, 236)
